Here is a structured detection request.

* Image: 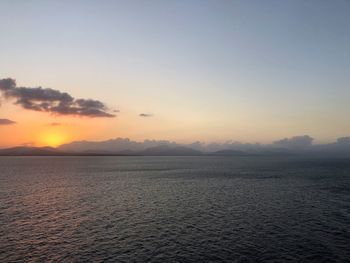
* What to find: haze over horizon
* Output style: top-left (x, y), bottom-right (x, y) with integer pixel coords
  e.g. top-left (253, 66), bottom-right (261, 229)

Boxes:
top-left (1, 0), bottom-right (350, 147)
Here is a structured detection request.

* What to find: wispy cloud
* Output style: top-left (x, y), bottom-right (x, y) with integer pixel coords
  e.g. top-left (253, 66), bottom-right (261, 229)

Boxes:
top-left (0, 78), bottom-right (115, 118)
top-left (0, 118), bottom-right (16, 125)
top-left (139, 113), bottom-right (153, 117)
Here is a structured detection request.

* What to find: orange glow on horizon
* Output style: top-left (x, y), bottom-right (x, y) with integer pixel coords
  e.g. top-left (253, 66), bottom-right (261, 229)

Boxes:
top-left (40, 131), bottom-right (68, 147)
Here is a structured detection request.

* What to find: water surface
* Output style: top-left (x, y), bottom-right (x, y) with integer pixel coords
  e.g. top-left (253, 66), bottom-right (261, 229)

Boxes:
top-left (1, 156), bottom-right (349, 262)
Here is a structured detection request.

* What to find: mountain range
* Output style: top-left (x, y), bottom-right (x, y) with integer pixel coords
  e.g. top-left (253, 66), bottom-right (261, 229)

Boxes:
top-left (2, 135), bottom-right (350, 157)
top-left (0, 145), bottom-right (293, 157)
top-left (0, 145), bottom-right (204, 156)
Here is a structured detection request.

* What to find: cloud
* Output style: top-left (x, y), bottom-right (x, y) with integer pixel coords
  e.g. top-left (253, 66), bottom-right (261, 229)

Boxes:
top-left (336, 137), bottom-right (350, 145)
top-left (59, 137), bottom-right (177, 152)
top-left (57, 135), bottom-right (350, 156)
top-left (0, 78), bottom-right (115, 118)
top-left (139, 113), bottom-right (153, 117)
top-left (0, 118), bottom-right (16, 125)
top-left (49, 122), bottom-right (61, 126)
top-left (272, 135), bottom-right (313, 149)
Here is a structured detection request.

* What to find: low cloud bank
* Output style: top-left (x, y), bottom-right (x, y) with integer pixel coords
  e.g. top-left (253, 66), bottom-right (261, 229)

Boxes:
top-left (59, 138), bottom-right (178, 152)
top-left (272, 135), bottom-right (313, 149)
top-left (58, 135), bottom-right (350, 156)
top-left (0, 78), bottom-right (115, 118)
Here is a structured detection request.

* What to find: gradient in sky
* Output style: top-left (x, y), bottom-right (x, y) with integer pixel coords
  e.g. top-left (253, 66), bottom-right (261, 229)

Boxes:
top-left (1, 0), bottom-right (350, 147)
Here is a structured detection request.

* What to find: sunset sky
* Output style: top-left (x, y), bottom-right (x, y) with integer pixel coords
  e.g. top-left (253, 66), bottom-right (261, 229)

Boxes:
top-left (1, 0), bottom-right (350, 148)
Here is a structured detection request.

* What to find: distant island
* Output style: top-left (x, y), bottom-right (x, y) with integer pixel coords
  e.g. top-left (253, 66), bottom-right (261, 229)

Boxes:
top-left (2, 135), bottom-right (350, 157)
top-left (1, 141), bottom-right (350, 157)
top-left (0, 144), bottom-right (296, 157)
top-left (0, 145), bottom-right (221, 156)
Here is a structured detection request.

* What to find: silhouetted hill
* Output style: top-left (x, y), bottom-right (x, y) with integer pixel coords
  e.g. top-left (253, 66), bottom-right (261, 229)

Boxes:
top-left (0, 145), bottom-right (201, 156)
top-left (58, 138), bottom-right (179, 152)
top-left (2, 142), bottom-right (350, 157)
top-left (55, 136), bottom-right (350, 157)
top-left (0, 147), bottom-right (130, 156)
top-left (0, 146), bottom-right (61, 156)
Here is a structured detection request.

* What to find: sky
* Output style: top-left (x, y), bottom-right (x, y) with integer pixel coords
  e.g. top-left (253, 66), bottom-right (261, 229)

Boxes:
top-left (1, 0), bottom-right (350, 147)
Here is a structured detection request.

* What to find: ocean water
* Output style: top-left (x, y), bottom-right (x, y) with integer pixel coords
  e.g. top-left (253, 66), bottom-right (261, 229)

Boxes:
top-left (0, 156), bottom-right (349, 262)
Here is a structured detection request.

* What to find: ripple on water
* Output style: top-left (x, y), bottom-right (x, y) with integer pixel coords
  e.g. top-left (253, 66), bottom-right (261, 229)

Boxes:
top-left (0, 156), bottom-right (350, 262)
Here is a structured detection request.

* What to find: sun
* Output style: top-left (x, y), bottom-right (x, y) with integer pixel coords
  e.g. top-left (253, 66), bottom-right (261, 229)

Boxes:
top-left (41, 131), bottom-right (67, 147)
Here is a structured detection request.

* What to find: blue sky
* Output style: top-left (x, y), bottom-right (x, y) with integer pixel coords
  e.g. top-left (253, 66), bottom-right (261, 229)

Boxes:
top-left (1, 0), bottom-right (350, 145)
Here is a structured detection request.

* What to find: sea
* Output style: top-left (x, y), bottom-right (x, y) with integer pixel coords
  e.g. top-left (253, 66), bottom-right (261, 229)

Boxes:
top-left (0, 156), bottom-right (349, 262)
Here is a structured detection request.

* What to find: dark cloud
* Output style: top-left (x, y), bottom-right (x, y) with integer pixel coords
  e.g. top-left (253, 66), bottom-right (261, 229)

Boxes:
top-left (0, 78), bottom-right (115, 118)
top-left (0, 118), bottom-right (16, 125)
top-left (139, 113), bottom-right (153, 117)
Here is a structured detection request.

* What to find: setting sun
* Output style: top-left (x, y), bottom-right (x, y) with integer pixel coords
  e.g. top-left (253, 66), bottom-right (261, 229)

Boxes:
top-left (40, 131), bottom-right (67, 147)
top-left (2, 1), bottom-right (350, 262)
